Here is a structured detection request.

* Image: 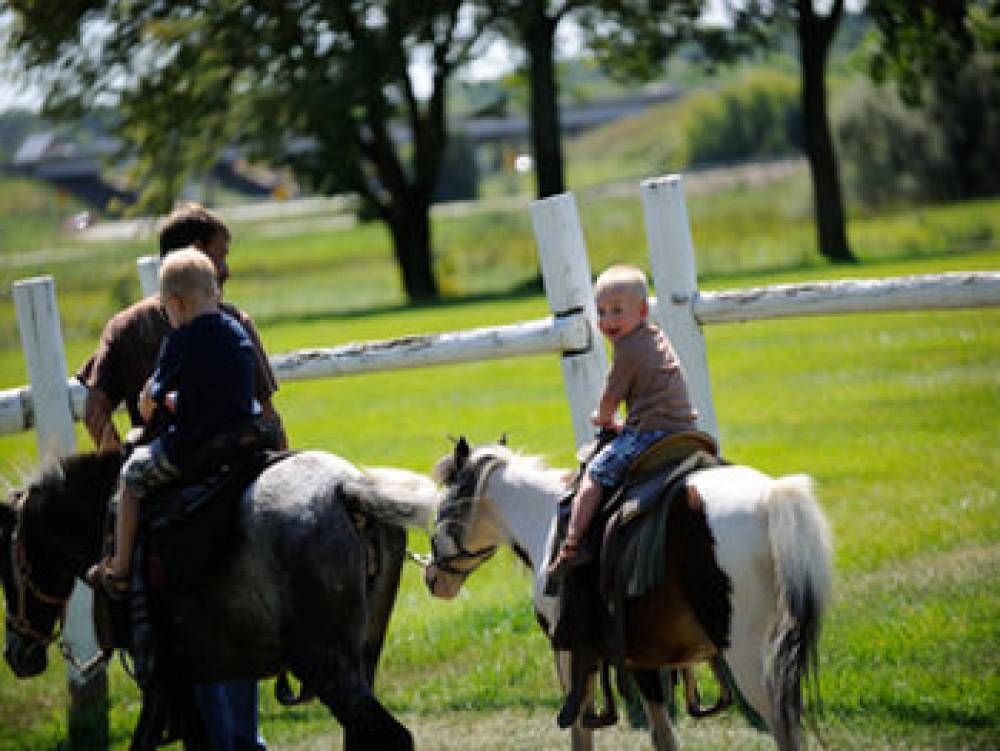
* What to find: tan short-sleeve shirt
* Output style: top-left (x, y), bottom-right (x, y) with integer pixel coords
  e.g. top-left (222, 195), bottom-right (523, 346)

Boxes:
top-left (604, 322), bottom-right (697, 433)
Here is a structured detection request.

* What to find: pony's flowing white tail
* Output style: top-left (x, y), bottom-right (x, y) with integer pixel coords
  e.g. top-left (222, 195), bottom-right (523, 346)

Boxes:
top-left (339, 467), bottom-right (440, 529)
top-left (764, 474), bottom-right (833, 748)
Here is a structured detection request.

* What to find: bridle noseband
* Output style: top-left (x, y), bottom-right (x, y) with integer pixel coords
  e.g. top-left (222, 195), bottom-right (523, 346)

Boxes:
top-left (5, 492), bottom-right (70, 648)
top-left (431, 456), bottom-right (504, 580)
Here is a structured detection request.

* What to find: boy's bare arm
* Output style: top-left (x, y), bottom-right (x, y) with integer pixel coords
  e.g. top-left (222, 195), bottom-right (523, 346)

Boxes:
top-left (138, 378), bottom-right (157, 423)
top-left (591, 389), bottom-right (621, 429)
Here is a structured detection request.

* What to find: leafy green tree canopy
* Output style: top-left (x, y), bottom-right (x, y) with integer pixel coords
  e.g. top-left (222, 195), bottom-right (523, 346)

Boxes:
top-left (867, 0), bottom-right (998, 105)
top-left (7, 0), bottom-right (494, 300)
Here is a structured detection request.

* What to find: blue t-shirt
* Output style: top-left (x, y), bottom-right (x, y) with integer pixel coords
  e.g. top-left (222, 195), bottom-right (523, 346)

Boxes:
top-left (149, 311), bottom-right (259, 469)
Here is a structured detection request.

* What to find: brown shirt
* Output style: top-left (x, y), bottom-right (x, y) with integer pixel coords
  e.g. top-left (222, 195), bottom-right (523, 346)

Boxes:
top-left (77, 295), bottom-right (278, 428)
top-left (605, 322), bottom-right (697, 433)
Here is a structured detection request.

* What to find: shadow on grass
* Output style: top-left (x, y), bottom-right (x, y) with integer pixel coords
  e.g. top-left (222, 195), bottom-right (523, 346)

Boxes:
top-left (834, 699), bottom-right (995, 730)
top-left (254, 276), bottom-right (546, 329)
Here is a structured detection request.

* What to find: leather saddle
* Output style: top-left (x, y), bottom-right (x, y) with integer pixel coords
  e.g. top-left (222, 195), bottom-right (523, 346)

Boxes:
top-left (92, 418), bottom-right (287, 653)
top-left (547, 429), bottom-right (732, 728)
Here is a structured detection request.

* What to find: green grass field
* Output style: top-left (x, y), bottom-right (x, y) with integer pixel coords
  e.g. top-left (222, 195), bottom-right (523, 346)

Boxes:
top-left (0, 171), bottom-right (997, 749)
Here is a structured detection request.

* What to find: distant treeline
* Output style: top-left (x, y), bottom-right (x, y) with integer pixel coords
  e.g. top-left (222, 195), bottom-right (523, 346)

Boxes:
top-left (635, 57), bottom-right (999, 206)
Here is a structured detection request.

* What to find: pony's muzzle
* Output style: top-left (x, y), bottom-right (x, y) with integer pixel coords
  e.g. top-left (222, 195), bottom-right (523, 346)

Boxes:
top-left (4, 633), bottom-right (47, 678)
top-left (423, 564), bottom-right (460, 600)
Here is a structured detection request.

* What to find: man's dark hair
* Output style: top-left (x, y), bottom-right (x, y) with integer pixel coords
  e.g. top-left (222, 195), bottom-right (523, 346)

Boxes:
top-left (158, 203), bottom-right (230, 257)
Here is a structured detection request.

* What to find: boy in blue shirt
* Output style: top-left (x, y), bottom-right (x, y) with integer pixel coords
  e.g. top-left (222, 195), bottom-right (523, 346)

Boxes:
top-left (88, 248), bottom-right (259, 593)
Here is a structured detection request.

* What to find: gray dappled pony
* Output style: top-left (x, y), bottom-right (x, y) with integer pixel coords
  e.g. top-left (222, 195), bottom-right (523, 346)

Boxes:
top-left (1, 450), bottom-right (438, 750)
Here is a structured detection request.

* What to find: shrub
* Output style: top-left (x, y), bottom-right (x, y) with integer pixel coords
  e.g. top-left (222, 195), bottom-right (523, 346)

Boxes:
top-left (681, 69), bottom-right (803, 166)
top-left (836, 54), bottom-right (1000, 206)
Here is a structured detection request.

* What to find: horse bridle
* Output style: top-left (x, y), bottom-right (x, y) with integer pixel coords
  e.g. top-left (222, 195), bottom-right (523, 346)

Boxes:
top-left (5, 491), bottom-right (70, 648)
top-left (430, 456), bottom-right (504, 580)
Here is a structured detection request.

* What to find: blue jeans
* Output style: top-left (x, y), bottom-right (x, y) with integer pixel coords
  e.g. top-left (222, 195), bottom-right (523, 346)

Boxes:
top-left (194, 681), bottom-right (266, 751)
top-left (588, 428), bottom-right (670, 487)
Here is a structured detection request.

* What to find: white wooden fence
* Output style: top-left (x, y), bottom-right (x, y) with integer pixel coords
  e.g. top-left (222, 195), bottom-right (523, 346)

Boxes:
top-left (3, 175), bottom-right (1000, 749)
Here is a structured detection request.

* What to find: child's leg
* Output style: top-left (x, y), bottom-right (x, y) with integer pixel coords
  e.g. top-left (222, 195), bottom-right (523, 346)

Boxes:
top-left (566, 473), bottom-right (602, 548)
top-left (111, 486), bottom-right (139, 579)
top-left (547, 475), bottom-right (603, 578)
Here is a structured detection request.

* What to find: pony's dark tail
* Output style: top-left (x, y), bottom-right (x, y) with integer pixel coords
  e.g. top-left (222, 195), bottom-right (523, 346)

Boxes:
top-left (764, 474), bottom-right (832, 749)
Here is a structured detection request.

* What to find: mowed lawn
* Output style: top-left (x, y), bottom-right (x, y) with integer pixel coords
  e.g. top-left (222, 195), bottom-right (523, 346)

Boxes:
top-left (0, 184), bottom-right (997, 749)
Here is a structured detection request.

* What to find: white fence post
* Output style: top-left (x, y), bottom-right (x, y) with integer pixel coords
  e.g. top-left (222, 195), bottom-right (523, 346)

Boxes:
top-left (640, 175), bottom-right (720, 442)
top-left (531, 192), bottom-right (608, 449)
top-left (13, 276), bottom-right (108, 749)
top-left (13, 278), bottom-right (76, 456)
top-left (137, 255), bottom-right (160, 298)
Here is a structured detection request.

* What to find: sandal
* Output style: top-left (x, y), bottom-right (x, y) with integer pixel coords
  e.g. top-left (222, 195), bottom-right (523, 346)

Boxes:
top-left (85, 558), bottom-right (130, 601)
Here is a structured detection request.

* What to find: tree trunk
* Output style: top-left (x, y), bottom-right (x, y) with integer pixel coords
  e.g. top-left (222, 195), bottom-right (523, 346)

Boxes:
top-left (525, 8), bottom-right (565, 199)
top-left (798, 2), bottom-right (855, 263)
top-left (387, 195), bottom-right (439, 301)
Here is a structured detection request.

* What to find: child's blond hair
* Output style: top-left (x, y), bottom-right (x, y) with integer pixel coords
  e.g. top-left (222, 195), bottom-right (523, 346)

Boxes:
top-left (594, 264), bottom-right (648, 302)
top-left (159, 247), bottom-right (219, 301)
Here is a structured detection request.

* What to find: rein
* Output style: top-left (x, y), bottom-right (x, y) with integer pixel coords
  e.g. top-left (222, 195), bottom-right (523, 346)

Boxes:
top-left (5, 488), bottom-right (110, 679)
top-left (6, 494), bottom-right (69, 648)
top-left (431, 456), bottom-right (504, 579)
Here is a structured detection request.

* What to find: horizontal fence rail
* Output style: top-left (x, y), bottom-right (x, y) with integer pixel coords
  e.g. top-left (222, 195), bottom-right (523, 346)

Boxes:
top-left (693, 272), bottom-right (1000, 324)
top-left (0, 313), bottom-right (591, 436)
top-left (0, 380), bottom-right (87, 436)
top-left (3, 272), bottom-right (998, 438)
top-left (270, 313), bottom-right (591, 381)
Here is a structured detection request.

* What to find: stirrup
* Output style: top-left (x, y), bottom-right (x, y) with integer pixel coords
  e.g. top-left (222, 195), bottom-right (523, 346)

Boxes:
top-left (546, 541), bottom-right (593, 581)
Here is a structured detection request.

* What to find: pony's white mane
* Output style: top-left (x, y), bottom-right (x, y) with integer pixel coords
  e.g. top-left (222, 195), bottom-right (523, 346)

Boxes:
top-left (474, 444), bottom-right (548, 472)
top-left (433, 443), bottom-right (567, 498)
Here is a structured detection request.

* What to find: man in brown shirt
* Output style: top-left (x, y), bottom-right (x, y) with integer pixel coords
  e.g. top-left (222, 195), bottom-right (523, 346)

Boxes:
top-left (78, 204), bottom-right (285, 451)
top-left (76, 203), bottom-right (283, 751)
top-left (547, 264), bottom-right (697, 579)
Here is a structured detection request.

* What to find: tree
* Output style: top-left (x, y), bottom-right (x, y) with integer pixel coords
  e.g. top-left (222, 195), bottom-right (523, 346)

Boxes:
top-left (723, 1), bottom-right (854, 263)
top-left (485, 1), bottom-right (585, 200)
top-left (7, 1), bottom-right (494, 301)
top-left (855, 1), bottom-right (999, 201)
top-left (489, 1), bottom-right (710, 200)
top-left (793, 0), bottom-right (853, 263)
top-left (866, 0), bottom-right (997, 106)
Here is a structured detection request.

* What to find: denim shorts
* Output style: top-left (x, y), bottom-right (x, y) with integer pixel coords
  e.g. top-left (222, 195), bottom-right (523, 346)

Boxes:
top-left (121, 437), bottom-right (180, 499)
top-left (588, 428), bottom-right (670, 488)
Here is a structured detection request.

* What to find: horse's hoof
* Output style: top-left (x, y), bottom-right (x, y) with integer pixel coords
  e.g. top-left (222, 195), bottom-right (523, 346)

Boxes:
top-left (582, 710), bottom-right (618, 729)
top-left (557, 700), bottom-right (580, 729)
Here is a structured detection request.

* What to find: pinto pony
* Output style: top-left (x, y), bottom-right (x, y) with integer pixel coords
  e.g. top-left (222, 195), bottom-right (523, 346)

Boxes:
top-left (425, 438), bottom-right (832, 751)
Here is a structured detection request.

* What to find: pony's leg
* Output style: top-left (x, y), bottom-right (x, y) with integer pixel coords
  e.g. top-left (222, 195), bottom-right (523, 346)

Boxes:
top-left (633, 669), bottom-right (679, 751)
top-left (295, 659), bottom-right (412, 751)
top-left (285, 541), bottom-right (412, 750)
top-left (555, 650), bottom-right (595, 751)
top-left (360, 524), bottom-right (406, 688)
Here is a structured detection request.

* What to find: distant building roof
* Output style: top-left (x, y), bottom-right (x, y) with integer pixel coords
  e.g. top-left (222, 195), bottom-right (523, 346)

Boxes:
top-left (13, 131), bottom-right (76, 165)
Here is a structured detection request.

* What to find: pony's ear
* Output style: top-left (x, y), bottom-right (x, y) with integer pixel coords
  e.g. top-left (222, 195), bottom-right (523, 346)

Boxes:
top-left (497, 433), bottom-right (508, 446)
top-left (455, 436), bottom-right (470, 468)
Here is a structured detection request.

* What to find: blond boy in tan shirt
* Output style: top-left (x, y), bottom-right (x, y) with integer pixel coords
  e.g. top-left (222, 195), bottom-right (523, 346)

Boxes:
top-left (547, 265), bottom-right (697, 578)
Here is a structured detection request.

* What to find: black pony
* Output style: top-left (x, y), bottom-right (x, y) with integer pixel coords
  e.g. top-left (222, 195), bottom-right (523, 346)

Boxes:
top-left (1, 449), bottom-right (439, 750)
